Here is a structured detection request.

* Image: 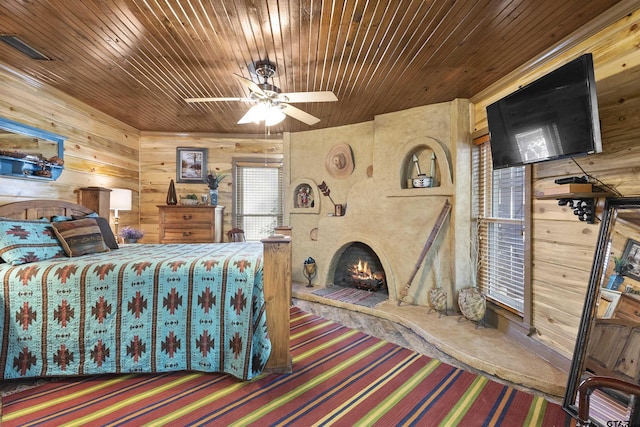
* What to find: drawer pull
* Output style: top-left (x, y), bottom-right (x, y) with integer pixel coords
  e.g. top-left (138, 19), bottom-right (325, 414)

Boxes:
top-left (182, 215), bottom-right (192, 220)
top-left (635, 310), bottom-right (640, 317)
top-left (182, 232), bottom-right (192, 236)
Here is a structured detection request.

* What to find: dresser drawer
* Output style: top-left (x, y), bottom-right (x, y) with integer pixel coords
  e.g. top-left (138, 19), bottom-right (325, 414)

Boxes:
top-left (160, 226), bottom-right (214, 243)
top-left (158, 205), bottom-right (216, 244)
top-left (160, 207), bottom-right (214, 224)
top-left (614, 293), bottom-right (640, 322)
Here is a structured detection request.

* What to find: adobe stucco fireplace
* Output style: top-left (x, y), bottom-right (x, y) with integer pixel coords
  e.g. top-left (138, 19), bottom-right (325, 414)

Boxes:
top-left (286, 100), bottom-right (474, 308)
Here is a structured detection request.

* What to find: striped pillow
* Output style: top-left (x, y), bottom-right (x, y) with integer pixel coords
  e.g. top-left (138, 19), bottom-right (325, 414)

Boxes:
top-left (0, 219), bottom-right (66, 265)
top-left (52, 218), bottom-right (110, 257)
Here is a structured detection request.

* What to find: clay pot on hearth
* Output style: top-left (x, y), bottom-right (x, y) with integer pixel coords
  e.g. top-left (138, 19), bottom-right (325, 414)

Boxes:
top-left (429, 287), bottom-right (447, 316)
top-left (458, 287), bottom-right (486, 323)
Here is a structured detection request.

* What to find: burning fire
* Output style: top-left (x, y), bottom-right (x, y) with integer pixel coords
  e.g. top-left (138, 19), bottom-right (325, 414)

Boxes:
top-left (346, 258), bottom-right (386, 292)
top-left (349, 259), bottom-right (383, 281)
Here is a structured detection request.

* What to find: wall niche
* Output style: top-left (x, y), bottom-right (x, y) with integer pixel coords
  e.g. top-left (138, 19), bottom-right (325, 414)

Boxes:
top-left (388, 137), bottom-right (453, 197)
top-left (404, 147), bottom-right (439, 189)
top-left (291, 179), bottom-right (320, 214)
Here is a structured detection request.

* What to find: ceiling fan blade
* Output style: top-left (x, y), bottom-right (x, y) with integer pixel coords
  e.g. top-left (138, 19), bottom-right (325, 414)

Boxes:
top-left (280, 91), bottom-right (337, 103)
top-left (185, 97), bottom-right (250, 103)
top-left (281, 104), bottom-right (321, 125)
top-left (234, 73), bottom-right (266, 97)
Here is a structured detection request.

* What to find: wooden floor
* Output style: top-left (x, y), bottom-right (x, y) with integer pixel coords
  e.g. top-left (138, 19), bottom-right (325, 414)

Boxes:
top-left (293, 297), bottom-right (562, 401)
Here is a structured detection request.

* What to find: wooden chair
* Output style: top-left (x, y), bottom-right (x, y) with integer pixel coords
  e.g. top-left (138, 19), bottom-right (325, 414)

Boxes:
top-left (577, 376), bottom-right (640, 426)
top-left (227, 228), bottom-right (246, 242)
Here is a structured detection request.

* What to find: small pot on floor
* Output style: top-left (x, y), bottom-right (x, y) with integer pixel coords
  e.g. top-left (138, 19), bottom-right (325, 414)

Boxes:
top-left (458, 287), bottom-right (486, 325)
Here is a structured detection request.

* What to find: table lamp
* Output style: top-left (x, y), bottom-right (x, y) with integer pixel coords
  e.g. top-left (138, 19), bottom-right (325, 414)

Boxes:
top-left (110, 188), bottom-right (132, 236)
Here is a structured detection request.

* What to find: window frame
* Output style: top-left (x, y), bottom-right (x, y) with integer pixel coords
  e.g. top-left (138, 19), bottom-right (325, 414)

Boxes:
top-left (231, 157), bottom-right (284, 241)
top-left (472, 134), bottom-right (533, 330)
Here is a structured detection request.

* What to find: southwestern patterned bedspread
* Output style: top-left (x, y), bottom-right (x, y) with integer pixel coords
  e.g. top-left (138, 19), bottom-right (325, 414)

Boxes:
top-left (0, 242), bottom-right (271, 381)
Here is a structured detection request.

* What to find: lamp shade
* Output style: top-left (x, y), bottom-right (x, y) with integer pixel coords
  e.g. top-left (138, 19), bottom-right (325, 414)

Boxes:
top-left (265, 106), bottom-right (286, 126)
top-left (110, 188), bottom-right (132, 211)
top-left (238, 102), bottom-right (285, 126)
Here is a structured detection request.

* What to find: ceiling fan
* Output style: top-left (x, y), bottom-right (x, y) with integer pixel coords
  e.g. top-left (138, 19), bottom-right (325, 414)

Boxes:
top-left (185, 60), bottom-right (337, 126)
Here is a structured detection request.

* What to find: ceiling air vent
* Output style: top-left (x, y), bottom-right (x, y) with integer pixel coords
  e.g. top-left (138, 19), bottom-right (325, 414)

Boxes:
top-left (0, 35), bottom-right (51, 60)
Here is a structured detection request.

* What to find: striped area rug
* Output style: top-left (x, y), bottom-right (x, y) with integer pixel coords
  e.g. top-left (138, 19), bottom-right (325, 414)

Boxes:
top-left (2, 307), bottom-right (571, 426)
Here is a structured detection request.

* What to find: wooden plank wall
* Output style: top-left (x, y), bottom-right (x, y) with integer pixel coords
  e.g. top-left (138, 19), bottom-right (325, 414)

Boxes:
top-left (138, 132), bottom-right (283, 243)
top-left (471, 10), bottom-right (640, 358)
top-left (0, 62), bottom-right (140, 229)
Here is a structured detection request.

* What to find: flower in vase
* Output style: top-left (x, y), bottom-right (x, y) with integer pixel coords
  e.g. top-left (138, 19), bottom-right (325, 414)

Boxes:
top-left (206, 170), bottom-right (227, 190)
top-left (119, 226), bottom-right (144, 240)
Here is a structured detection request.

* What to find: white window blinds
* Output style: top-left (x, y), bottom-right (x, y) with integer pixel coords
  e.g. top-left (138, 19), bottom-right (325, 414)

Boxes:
top-left (472, 141), bottom-right (527, 314)
top-left (233, 159), bottom-right (283, 241)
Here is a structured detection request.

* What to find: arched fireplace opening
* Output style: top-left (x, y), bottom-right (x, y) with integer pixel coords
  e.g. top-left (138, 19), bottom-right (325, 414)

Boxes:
top-left (332, 242), bottom-right (387, 294)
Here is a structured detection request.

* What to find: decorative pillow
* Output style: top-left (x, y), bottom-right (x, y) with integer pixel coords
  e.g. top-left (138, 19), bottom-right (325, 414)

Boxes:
top-left (71, 214), bottom-right (119, 250)
top-left (52, 218), bottom-right (110, 257)
top-left (93, 217), bottom-right (119, 250)
top-left (0, 219), bottom-right (66, 265)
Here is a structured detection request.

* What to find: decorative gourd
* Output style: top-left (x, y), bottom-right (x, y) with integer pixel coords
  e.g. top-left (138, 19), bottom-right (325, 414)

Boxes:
top-left (458, 287), bottom-right (486, 323)
top-left (429, 287), bottom-right (447, 315)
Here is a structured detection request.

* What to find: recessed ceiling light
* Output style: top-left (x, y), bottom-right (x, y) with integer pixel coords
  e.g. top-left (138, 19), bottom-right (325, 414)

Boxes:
top-left (0, 35), bottom-right (51, 60)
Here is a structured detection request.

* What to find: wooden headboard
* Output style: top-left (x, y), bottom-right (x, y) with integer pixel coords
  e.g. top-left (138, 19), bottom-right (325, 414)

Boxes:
top-left (0, 200), bottom-right (94, 220)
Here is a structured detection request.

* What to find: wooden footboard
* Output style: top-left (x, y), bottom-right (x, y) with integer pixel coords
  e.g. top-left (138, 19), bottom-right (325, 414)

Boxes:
top-left (262, 234), bottom-right (293, 373)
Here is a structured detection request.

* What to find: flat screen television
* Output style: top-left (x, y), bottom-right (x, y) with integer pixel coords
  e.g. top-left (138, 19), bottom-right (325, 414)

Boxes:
top-left (486, 53), bottom-right (602, 169)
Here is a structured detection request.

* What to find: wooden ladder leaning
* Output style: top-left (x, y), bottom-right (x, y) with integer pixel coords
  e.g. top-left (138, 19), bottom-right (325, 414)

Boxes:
top-left (398, 199), bottom-right (452, 306)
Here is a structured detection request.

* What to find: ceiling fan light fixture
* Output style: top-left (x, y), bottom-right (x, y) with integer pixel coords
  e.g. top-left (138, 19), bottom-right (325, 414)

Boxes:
top-left (265, 105), bottom-right (285, 126)
top-left (244, 103), bottom-right (267, 124)
top-left (192, 59), bottom-right (335, 127)
top-left (239, 102), bottom-right (285, 126)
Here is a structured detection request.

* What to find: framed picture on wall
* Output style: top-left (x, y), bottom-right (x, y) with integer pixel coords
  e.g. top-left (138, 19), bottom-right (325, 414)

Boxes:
top-left (176, 147), bottom-right (207, 183)
top-left (622, 238), bottom-right (640, 281)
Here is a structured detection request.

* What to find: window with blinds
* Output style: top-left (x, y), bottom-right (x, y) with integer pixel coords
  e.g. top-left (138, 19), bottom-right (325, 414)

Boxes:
top-left (232, 158), bottom-right (283, 241)
top-left (472, 140), bottom-right (528, 315)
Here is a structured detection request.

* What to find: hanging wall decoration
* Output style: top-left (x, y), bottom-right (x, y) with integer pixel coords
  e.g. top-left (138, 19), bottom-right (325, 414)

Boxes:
top-left (325, 143), bottom-right (354, 179)
top-left (176, 147), bottom-right (207, 183)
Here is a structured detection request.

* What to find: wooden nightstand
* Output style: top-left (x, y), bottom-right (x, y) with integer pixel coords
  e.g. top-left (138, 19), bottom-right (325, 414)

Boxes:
top-left (158, 205), bottom-right (215, 243)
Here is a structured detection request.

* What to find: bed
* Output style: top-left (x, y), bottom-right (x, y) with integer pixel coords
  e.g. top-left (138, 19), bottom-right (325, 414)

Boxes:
top-left (0, 200), bottom-right (292, 385)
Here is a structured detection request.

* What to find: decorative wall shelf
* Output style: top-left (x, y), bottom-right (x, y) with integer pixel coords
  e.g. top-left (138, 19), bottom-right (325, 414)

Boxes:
top-left (0, 117), bottom-right (65, 181)
top-left (0, 156), bottom-right (64, 180)
top-left (387, 186), bottom-right (455, 197)
top-left (536, 190), bottom-right (613, 223)
top-left (535, 190), bottom-right (613, 200)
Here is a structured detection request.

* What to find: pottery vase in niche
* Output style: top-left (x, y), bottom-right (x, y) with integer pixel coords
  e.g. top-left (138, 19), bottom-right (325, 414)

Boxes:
top-left (166, 179), bottom-right (177, 205)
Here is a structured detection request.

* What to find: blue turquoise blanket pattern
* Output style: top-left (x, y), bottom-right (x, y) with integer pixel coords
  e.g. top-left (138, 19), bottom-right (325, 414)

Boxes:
top-left (0, 242), bottom-right (271, 380)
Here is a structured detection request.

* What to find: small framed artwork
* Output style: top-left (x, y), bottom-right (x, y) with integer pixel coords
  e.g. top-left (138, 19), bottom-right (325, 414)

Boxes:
top-left (176, 147), bottom-right (207, 183)
top-left (622, 238), bottom-right (640, 281)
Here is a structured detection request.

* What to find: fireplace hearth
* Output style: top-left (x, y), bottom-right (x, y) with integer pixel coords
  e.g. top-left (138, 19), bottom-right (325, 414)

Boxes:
top-left (333, 242), bottom-right (387, 294)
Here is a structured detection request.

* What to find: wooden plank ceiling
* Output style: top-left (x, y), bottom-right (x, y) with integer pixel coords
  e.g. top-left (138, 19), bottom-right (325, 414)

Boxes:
top-left (0, 0), bottom-right (630, 134)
